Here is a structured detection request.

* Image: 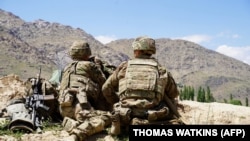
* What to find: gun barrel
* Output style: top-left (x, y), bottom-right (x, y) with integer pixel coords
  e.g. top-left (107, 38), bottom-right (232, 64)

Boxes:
top-left (38, 103), bottom-right (50, 111)
top-left (43, 95), bottom-right (55, 100)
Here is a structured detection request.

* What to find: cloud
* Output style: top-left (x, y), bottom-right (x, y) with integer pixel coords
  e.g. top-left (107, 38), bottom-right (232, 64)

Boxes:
top-left (216, 45), bottom-right (250, 65)
top-left (232, 34), bottom-right (239, 39)
top-left (95, 35), bottom-right (117, 44)
top-left (217, 32), bottom-right (240, 39)
top-left (178, 35), bottom-right (212, 44)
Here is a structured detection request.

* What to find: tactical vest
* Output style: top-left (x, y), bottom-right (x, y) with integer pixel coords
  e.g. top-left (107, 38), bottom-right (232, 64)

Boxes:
top-left (118, 59), bottom-right (165, 102)
top-left (60, 61), bottom-right (93, 89)
top-left (59, 61), bottom-right (99, 105)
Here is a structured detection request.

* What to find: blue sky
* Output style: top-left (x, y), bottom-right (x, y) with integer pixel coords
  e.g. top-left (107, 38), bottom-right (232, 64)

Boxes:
top-left (1, 0), bottom-right (250, 65)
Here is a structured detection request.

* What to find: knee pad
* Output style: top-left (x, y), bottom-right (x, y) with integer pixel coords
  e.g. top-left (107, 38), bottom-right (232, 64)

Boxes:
top-left (59, 106), bottom-right (75, 119)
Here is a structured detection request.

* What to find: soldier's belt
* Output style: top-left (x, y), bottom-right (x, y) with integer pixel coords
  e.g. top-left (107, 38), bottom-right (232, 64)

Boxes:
top-left (120, 90), bottom-right (156, 99)
top-left (131, 108), bottom-right (148, 118)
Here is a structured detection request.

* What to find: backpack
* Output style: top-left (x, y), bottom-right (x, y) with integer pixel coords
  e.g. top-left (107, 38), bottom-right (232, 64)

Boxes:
top-left (118, 59), bottom-right (165, 102)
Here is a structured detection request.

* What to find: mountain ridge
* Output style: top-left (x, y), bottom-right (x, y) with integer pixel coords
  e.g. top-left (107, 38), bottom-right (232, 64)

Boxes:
top-left (0, 9), bottom-right (249, 104)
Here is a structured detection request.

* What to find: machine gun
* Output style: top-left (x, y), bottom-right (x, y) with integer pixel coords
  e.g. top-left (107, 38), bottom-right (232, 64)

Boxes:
top-left (6, 67), bottom-right (55, 133)
top-left (24, 67), bottom-right (55, 133)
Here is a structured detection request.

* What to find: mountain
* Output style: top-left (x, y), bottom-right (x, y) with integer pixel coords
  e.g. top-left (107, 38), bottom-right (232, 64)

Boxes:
top-left (0, 9), bottom-right (128, 80)
top-left (107, 39), bottom-right (250, 103)
top-left (0, 9), bottom-right (249, 104)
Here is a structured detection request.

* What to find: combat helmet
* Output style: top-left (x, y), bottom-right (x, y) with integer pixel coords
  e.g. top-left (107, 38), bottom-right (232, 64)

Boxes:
top-left (132, 36), bottom-right (156, 54)
top-left (69, 40), bottom-right (91, 60)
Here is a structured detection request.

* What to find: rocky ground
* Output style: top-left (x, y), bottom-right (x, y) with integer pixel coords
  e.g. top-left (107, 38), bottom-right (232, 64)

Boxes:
top-left (0, 74), bottom-right (249, 141)
top-left (179, 100), bottom-right (250, 124)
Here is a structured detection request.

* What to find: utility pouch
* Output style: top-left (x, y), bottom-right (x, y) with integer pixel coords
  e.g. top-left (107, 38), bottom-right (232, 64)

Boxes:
top-left (60, 89), bottom-right (77, 107)
top-left (77, 88), bottom-right (88, 105)
top-left (119, 107), bottom-right (131, 124)
top-left (113, 103), bottom-right (131, 124)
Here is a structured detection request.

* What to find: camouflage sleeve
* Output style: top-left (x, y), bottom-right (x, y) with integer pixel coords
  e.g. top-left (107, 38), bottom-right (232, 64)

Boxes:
top-left (102, 61), bottom-right (127, 105)
top-left (157, 62), bottom-right (167, 76)
top-left (89, 56), bottom-right (116, 79)
top-left (89, 62), bottom-right (106, 86)
top-left (165, 72), bottom-right (179, 99)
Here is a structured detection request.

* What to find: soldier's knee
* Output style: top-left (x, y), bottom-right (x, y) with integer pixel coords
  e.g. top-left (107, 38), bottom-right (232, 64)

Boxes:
top-left (59, 106), bottom-right (75, 119)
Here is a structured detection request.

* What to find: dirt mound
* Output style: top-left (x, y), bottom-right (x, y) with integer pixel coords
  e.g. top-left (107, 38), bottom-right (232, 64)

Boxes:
top-left (0, 74), bottom-right (28, 109)
top-left (178, 100), bottom-right (250, 124)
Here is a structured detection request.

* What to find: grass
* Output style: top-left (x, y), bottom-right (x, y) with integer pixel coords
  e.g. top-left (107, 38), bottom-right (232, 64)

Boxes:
top-left (0, 119), bottom-right (63, 140)
top-left (0, 119), bottom-right (129, 141)
top-left (0, 119), bottom-right (24, 140)
top-left (42, 120), bottom-right (64, 131)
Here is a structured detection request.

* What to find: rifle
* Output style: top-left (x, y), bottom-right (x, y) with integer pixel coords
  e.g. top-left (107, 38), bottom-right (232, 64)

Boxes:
top-left (164, 95), bottom-right (186, 125)
top-left (24, 67), bottom-right (55, 133)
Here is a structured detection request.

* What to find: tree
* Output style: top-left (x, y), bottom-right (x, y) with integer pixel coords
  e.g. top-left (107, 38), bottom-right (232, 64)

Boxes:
top-left (179, 85), bottom-right (195, 101)
top-left (190, 86), bottom-right (195, 100)
top-left (246, 97), bottom-right (249, 107)
top-left (230, 100), bottom-right (242, 106)
top-left (201, 88), bottom-right (206, 102)
top-left (206, 86), bottom-right (211, 102)
top-left (197, 86), bottom-right (205, 102)
top-left (205, 86), bottom-right (215, 102)
top-left (223, 99), bottom-right (228, 103)
top-left (230, 93), bottom-right (233, 101)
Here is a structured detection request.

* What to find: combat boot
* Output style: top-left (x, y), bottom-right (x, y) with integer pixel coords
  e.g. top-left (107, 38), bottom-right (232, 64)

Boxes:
top-left (71, 129), bottom-right (87, 141)
top-left (131, 117), bottom-right (149, 125)
top-left (62, 117), bottom-right (79, 133)
top-left (110, 111), bottom-right (120, 136)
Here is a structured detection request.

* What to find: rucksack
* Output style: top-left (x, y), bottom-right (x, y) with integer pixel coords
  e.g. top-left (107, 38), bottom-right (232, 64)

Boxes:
top-left (118, 59), bottom-right (165, 101)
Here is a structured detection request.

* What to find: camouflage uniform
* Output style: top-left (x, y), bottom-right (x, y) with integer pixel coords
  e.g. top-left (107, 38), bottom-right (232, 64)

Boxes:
top-left (59, 40), bottom-right (112, 141)
top-left (102, 36), bottom-right (181, 135)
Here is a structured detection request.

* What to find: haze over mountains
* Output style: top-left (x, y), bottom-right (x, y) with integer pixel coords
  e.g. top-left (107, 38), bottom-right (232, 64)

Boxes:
top-left (0, 9), bottom-right (249, 104)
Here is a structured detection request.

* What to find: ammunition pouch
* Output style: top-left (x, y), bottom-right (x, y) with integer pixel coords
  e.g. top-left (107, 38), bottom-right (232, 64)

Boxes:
top-left (70, 75), bottom-right (100, 101)
top-left (59, 89), bottom-right (76, 107)
top-left (77, 87), bottom-right (88, 105)
top-left (113, 103), bottom-right (131, 124)
top-left (60, 74), bottom-right (100, 108)
top-left (113, 101), bottom-right (169, 125)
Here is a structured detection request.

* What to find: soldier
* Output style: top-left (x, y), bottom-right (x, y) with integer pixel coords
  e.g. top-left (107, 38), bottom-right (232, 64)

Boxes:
top-left (58, 40), bottom-right (112, 141)
top-left (102, 36), bottom-right (182, 136)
